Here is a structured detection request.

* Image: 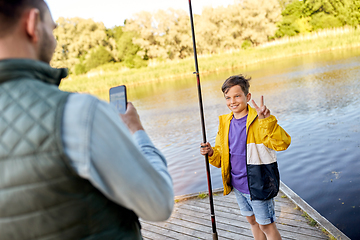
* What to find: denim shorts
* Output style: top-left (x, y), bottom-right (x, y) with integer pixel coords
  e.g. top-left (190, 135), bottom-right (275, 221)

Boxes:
top-left (233, 188), bottom-right (276, 225)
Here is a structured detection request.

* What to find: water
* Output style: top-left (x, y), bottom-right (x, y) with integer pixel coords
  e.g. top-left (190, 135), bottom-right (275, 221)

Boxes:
top-left (128, 48), bottom-right (360, 239)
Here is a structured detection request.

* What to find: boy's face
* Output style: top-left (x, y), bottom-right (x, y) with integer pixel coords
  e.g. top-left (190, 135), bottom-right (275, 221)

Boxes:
top-left (224, 85), bottom-right (251, 118)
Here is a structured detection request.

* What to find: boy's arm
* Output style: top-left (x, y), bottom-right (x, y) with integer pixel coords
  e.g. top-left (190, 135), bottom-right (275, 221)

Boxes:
top-left (208, 130), bottom-right (222, 168)
top-left (258, 115), bottom-right (291, 151)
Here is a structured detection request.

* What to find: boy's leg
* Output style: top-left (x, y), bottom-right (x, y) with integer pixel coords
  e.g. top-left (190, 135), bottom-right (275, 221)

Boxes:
top-left (246, 215), bottom-right (266, 240)
top-left (251, 198), bottom-right (282, 240)
top-left (233, 189), bottom-right (266, 239)
top-left (259, 222), bottom-right (282, 240)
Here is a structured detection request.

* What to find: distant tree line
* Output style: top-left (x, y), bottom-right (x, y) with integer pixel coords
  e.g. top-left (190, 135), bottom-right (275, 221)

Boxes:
top-left (276, 0), bottom-right (360, 37)
top-left (51, 0), bottom-right (360, 75)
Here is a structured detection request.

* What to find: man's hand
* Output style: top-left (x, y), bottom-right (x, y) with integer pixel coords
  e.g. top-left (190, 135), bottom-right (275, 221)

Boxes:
top-left (251, 95), bottom-right (270, 119)
top-left (120, 102), bottom-right (144, 134)
top-left (200, 142), bottom-right (213, 157)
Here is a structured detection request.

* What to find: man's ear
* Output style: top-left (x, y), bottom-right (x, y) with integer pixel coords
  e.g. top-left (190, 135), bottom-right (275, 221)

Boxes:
top-left (25, 8), bottom-right (41, 43)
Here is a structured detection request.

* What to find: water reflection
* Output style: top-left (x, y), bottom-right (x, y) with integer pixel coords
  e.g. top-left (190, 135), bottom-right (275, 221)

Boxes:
top-left (129, 48), bottom-right (360, 239)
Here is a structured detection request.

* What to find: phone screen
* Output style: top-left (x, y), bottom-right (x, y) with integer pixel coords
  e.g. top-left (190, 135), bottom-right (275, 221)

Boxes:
top-left (109, 85), bottom-right (127, 114)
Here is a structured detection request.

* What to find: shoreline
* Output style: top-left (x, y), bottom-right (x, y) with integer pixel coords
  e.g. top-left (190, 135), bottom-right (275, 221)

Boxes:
top-left (59, 27), bottom-right (360, 99)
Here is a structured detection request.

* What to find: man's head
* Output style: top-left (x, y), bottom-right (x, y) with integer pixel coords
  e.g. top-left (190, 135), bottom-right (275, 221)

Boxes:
top-left (222, 74), bottom-right (251, 96)
top-left (0, 0), bottom-right (57, 63)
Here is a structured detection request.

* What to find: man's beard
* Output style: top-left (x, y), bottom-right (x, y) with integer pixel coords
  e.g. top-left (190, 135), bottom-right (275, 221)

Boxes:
top-left (38, 29), bottom-right (55, 64)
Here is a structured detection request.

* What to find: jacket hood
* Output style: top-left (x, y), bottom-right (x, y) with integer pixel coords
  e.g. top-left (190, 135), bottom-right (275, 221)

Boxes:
top-left (0, 59), bottom-right (68, 86)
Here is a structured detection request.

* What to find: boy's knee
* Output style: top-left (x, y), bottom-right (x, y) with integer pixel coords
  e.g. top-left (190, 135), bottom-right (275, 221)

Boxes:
top-left (246, 215), bottom-right (257, 225)
top-left (259, 222), bottom-right (276, 233)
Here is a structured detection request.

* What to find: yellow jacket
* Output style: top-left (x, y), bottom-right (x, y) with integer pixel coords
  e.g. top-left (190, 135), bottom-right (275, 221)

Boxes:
top-left (209, 105), bottom-right (291, 200)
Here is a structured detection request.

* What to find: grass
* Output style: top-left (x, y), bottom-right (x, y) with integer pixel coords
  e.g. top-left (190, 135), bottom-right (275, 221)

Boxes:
top-left (197, 192), bottom-right (208, 199)
top-left (302, 212), bottom-right (318, 227)
top-left (59, 26), bottom-right (360, 100)
top-left (322, 229), bottom-right (337, 240)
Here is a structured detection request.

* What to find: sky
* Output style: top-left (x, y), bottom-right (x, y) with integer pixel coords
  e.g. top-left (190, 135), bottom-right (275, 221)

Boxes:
top-left (46, 0), bottom-right (235, 28)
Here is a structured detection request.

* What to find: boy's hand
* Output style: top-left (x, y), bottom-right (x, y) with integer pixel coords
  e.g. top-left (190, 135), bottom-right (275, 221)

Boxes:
top-left (200, 142), bottom-right (213, 157)
top-left (251, 95), bottom-right (271, 119)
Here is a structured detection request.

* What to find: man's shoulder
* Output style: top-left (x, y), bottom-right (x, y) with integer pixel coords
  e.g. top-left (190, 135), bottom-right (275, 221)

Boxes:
top-left (66, 93), bottom-right (98, 102)
top-left (64, 93), bottom-right (102, 113)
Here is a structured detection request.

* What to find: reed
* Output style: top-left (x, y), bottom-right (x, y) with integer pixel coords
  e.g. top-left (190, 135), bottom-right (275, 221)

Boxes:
top-left (60, 26), bottom-right (360, 100)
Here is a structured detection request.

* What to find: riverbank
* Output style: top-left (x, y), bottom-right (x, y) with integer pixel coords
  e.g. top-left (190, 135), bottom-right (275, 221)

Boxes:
top-left (59, 27), bottom-right (360, 100)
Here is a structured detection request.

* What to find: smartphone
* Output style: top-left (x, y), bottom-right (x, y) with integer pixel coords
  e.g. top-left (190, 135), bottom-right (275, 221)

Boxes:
top-left (109, 85), bottom-right (127, 114)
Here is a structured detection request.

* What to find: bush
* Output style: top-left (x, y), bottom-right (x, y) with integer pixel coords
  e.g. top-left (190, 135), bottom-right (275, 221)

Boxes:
top-left (124, 55), bottom-right (148, 69)
top-left (85, 46), bottom-right (114, 71)
top-left (241, 40), bottom-right (253, 49)
top-left (74, 63), bottom-right (87, 75)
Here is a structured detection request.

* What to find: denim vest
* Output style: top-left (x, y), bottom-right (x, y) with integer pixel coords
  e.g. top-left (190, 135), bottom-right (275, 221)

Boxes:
top-left (0, 59), bottom-right (141, 240)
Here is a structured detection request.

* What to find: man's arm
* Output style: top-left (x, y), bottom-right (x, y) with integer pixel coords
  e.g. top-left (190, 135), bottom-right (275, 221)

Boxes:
top-left (62, 94), bottom-right (174, 221)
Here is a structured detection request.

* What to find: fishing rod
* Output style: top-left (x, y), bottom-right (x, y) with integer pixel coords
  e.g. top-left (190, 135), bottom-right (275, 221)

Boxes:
top-left (188, 1), bottom-right (218, 239)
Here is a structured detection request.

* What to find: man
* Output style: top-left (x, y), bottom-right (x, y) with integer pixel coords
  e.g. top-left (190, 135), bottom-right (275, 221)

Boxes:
top-left (0, 1), bottom-right (174, 239)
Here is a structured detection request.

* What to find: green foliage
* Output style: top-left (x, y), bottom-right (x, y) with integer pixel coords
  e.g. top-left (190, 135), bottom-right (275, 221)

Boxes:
top-left (198, 193), bottom-right (208, 199)
top-left (117, 31), bottom-right (140, 61)
top-left (275, 0), bottom-right (360, 38)
top-left (60, 27), bottom-right (360, 101)
top-left (241, 40), bottom-right (252, 49)
top-left (277, 0), bottom-right (297, 10)
top-left (125, 0), bottom-right (281, 57)
top-left (275, 1), bottom-right (305, 37)
top-left (121, 55), bottom-right (146, 69)
top-left (310, 13), bottom-right (343, 30)
top-left (85, 46), bottom-right (114, 70)
top-left (74, 63), bottom-right (87, 75)
top-left (52, 18), bottom-right (107, 71)
top-left (51, 0), bottom-right (360, 76)
top-left (106, 26), bottom-right (123, 41)
top-left (125, 9), bottom-right (193, 60)
top-left (302, 212), bottom-right (318, 227)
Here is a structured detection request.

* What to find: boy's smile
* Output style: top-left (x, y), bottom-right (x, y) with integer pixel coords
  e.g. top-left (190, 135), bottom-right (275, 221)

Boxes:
top-left (224, 85), bottom-right (251, 119)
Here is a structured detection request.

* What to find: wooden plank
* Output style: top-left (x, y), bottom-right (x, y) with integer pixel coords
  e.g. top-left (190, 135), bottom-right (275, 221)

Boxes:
top-left (141, 228), bottom-right (178, 240)
top-left (176, 200), bottom-right (327, 240)
top-left (190, 198), bottom-right (308, 224)
top-left (200, 192), bottom-right (304, 216)
top-left (141, 222), bottom-right (207, 240)
top-left (140, 181), bottom-right (347, 240)
top-left (170, 208), bottom-right (254, 238)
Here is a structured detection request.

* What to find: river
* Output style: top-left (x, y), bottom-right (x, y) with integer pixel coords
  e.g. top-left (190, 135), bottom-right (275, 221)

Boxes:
top-left (128, 48), bottom-right (360, 239)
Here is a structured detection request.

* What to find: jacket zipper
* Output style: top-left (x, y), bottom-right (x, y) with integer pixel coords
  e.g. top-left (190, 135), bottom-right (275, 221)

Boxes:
top-left (246, 114), bottom-right (257, 201)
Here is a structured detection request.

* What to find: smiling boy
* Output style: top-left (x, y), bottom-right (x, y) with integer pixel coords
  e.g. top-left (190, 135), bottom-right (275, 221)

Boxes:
top-left (200, 75), bottom-right (291, 240)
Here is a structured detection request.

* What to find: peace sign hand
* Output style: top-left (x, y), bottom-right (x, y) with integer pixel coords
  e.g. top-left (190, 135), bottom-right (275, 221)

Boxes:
top-left (251, 95), bottom-right (270, 119)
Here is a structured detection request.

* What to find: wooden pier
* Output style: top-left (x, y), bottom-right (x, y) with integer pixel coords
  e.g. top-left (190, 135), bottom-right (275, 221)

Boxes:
top-left (141, 182), bottom-right (350, 240)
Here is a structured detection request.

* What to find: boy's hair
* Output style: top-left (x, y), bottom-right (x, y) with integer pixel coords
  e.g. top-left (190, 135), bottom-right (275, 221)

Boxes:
top-left (222, 75), bottom-right (251, 95)
top-left (0, 0), bottom-right (47, 37)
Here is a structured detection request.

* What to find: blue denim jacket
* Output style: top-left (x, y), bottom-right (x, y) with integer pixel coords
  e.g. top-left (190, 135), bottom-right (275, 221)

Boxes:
top-left (62, 93), bottom-right (174, 221)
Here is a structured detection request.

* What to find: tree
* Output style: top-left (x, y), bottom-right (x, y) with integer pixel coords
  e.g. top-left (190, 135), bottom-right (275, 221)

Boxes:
top-left (275, 0), bottom-right (360, 38)
top-left (124, 9), bottom-right (192, 60)
top-left (275, 1), bottom-right (305, 37)
top-left (236, 0), bottom-right (282, 45)
top-left (52, 18), bottom-right (108, 72)
top-left (85, 46), bottom-right (114, 70)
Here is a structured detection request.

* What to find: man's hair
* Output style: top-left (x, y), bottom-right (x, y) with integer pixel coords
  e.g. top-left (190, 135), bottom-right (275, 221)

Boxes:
top-left (0, 0), bottom-right (47, 37)
top-left (222, 74), bottom-right (251, 95)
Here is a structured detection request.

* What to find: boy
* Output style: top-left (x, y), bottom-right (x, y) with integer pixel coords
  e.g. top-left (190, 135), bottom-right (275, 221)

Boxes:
top-left (200, 75), bottom-right (291, 240)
